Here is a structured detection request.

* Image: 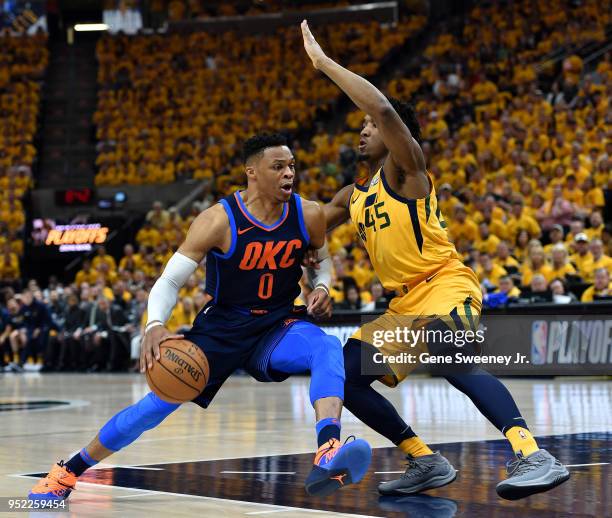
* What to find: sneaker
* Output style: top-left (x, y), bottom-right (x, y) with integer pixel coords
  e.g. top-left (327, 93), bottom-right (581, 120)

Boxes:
top-left (496, 449), bottom-right (570, 500)
top-left (28, 461), bottom-right (77, 501)
top-left (378, 452), bottom-right (457, 496)
top-left (305, 436), bottom-right (372, 497)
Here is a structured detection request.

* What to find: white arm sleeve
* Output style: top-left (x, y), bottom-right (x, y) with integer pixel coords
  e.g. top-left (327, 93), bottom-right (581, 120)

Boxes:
top-left (146, 252), bottom-right (199, 326)
top-left (306, 242), bottom-right (332, 290)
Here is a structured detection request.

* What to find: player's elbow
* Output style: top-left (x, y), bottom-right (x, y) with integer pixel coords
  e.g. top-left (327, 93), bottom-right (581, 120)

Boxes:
top-left (309, 231), bottom-right (326, 249)
top-left (374, 100), bottom-right (397, 121)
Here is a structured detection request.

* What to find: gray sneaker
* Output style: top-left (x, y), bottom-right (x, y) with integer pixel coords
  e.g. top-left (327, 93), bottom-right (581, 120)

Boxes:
top-left (496, 449), bottom-right (570, 500)
top-left (5, 362), bottom-right (23, 373)
top-left (378, 452), bottom-right (457, 496)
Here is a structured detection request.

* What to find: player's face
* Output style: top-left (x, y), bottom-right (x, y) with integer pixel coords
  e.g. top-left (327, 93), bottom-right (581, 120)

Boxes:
top-left (252, 146), bottom-right (296, 203)
top-left (359, 115), bottom-right (387, 162)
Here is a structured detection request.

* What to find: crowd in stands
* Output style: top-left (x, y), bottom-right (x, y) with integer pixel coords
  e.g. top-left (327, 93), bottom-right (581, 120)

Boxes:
top-left (0, 31), bottom-right (47, 285)
top-left (92, 15), bottom-right (425, 187)
top-left (0, 277), bottom-right (141, 373)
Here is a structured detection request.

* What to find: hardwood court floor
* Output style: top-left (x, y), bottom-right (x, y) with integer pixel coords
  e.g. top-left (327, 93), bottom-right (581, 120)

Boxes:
top-left (1, 373), bottom-right (610, 517)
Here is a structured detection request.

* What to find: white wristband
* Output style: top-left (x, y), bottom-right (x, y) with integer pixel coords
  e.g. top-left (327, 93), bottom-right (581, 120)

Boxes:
top-left (314, 283), bottom-right (330, 296)
top-left (145, 321), bottom-right (163, 333)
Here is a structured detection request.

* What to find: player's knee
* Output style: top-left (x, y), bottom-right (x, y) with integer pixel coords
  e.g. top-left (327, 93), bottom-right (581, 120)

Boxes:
top-left (135, 392), bottom-right (180, 428)
top-left (311, 335), bottom-right (344, 377)
top-left (308, 336), bottom-right (345, 404)
top-left (321, 334), bottom-right (342, 358)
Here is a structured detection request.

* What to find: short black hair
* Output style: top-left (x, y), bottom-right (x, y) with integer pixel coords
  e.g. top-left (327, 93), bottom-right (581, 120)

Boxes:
top-left (242, 133), bottom-right (288, 164)
top-left (387, 97), bottom-right (422, 145)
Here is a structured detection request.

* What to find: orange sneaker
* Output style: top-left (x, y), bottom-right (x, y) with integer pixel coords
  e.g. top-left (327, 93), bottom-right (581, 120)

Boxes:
top-left (28, 461), bottom-right (77, 501)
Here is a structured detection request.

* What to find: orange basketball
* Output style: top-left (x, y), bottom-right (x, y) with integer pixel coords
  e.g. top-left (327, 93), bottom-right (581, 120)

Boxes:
top-left (146, 339), bottom-right (209, 404)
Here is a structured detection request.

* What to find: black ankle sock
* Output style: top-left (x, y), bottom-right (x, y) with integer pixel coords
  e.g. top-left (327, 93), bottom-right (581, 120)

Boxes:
top-left (65, 451), bottom-right (91, 477)
top-left (317, 425), bottom-right (341, 447)
top-left (316, 417), bottom-right (341, 447)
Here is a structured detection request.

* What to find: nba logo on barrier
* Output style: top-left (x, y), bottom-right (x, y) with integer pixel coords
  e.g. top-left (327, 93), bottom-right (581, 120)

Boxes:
top-left (531, 321), bottom-right (548, 365)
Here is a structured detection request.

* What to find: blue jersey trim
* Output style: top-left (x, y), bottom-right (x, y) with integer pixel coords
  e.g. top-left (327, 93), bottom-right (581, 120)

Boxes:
top-left (204, 253), bottom-right (218, 301)
top-left (214, 256), bottom-right (221, 303)
top-left (235, 191), bottom-right (288, 230)
top-left (213, 199), bottom-right (237, 259)
top-left (293, 194), bottom-right (310, 245)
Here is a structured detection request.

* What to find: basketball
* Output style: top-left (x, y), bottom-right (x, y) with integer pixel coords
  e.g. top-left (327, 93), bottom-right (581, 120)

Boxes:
top-left (146, 339), bottom-right (209, 404)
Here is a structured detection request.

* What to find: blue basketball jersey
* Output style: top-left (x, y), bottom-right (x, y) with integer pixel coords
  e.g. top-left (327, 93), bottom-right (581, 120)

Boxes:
top-left (205, 191), bottom-right (310, 311)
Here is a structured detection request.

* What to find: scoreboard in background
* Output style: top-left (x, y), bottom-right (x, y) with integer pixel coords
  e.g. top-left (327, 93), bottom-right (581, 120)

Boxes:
top-left (54, 188), bottom-right (95, 206)
top-left (53, 188), bottom-right (127, 209)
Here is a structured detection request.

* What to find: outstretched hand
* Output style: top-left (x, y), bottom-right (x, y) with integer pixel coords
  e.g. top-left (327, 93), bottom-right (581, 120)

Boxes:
top-left (301, 20), bottom-right (327, 69)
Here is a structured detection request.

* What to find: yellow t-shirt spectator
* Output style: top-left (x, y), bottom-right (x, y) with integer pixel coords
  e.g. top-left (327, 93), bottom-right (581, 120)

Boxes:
top-left (495, 255), bottom-right (520, 270)
top-left (75, 268), bottom-right (98, 286)
top-left (477, 263), bottom-right (507, 285)
top-left (507, 214), bottom-right (541, 241)
top-left (448, 219), bottom-right (478, 244)
top-left (570, 252), bottom-right (594, 281)
top-left (92, 254), bottom-right (117, 271)
top-left (476, 234), bottom-right (501, 256)
top-left (136, 227), bottom-right (162, 248)
top-left (548, 263), bottom-right (576, 281)
top-left (119, 254), bottom-right (144, 271)
top-left (521, 263), bottom-right (553, 286)
top-left (581, 282), bottom-right (612, 302)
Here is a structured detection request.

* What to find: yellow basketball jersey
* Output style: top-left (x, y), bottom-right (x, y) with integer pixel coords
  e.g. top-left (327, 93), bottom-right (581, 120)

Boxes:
top-left (349, 168), bottom-right (460, 292)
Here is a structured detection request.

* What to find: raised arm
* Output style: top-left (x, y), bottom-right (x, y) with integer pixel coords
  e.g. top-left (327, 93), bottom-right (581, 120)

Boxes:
top-left (140, 204), bottom-right (229, 372)
top-left (301, 21), bottom-right (427, 194)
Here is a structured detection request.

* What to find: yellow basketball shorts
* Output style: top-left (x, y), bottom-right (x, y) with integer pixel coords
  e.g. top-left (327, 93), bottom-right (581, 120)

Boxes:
top-left (350, 259), bottom-right (483, 387)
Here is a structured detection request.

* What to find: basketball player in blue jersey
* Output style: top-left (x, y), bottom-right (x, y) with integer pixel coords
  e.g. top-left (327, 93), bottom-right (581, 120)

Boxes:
top-left (29, 133), bottom-right (371, 502)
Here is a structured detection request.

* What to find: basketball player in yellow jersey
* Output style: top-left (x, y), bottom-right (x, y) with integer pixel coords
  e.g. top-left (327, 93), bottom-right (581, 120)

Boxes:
top-left (301, 20), bottom-right (569, 500)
